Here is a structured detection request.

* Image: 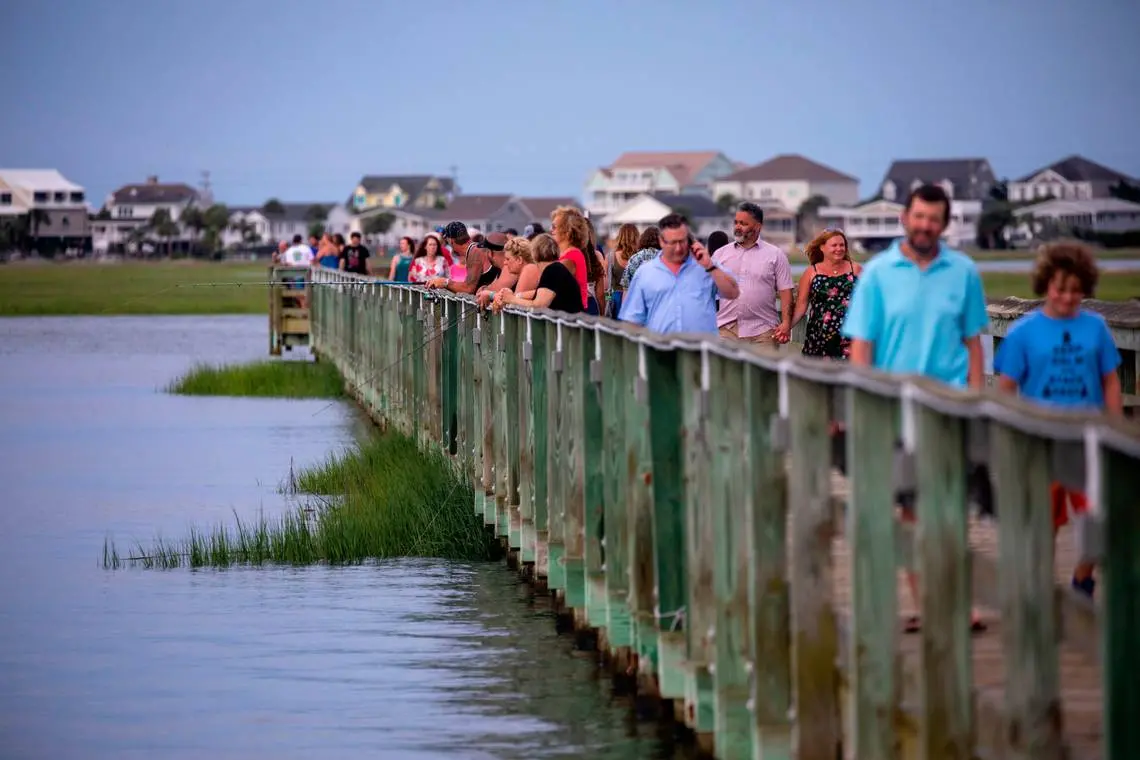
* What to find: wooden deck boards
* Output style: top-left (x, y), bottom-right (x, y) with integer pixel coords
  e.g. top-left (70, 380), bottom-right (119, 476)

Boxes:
top-left (827, 469), bottom-right (1104, 758)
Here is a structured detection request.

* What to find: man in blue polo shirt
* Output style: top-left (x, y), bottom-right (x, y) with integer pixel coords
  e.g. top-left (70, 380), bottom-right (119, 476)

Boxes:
top-left (620, 212), bottom-right (739, 334)
top-left (842, 182), bottom-right (989, 634)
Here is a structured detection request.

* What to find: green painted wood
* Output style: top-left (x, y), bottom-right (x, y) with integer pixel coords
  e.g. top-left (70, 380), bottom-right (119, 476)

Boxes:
top-left (443, 299), bottom-right (459, 455)
top-left (504, 313), bottom-right (523, 550)
top-left (546, 322), bottom-right (567, 591)
top-left (647, 347), bottom-right (686, 698)
top-left (989, 423), bottom-right (1063, 760)
top-left (711, 355), bottom-right (752, 760)
top-left (679, 350), bottom-right (716, 735)
top-left (530, 319), bottom-right (550, 576)
top-left (846, 387), bottom-right (902, 760)
top-left (1103, 444), bottom-right (1140, 760)
top-left (913, 405), bottom-right (973, 760)
top-left (786, 375), bottom-right (840, 760)
top-left (601, 331), bottom-right (632, 649)
top-left (516, 314), bottom-right (535, 561)
top-left (562, 326), bottom-right (587, 610)
top-left (471, 310), bottom-right (487, 516)
top-left (582, 327), bottom-right (608, 628)
top-left (492, 312), bottom-right (509, 537)
top-left (624, 340), bottom-right (658, 671)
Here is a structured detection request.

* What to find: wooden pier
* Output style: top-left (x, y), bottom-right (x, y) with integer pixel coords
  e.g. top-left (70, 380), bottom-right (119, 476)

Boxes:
top-left (308, 267), bottom-right (1140, 760)
top-left (268, 265), bottom-right (311, 355)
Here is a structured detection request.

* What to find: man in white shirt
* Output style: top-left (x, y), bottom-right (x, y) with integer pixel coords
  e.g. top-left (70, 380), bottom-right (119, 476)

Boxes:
top-left (281, 234), bottom-right (314, 266)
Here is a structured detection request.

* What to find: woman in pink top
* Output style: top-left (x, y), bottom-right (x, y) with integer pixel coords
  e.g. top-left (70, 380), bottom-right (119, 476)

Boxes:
top-left (550, 205), bottom-right (594, 310)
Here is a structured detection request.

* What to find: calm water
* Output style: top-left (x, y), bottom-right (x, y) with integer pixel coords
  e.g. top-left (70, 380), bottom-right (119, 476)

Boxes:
top-left (0, 316), bottom-right (686, 760)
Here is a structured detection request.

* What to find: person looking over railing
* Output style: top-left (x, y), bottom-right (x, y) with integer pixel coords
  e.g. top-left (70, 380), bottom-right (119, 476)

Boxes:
top-left (425, 221), bottom-right (496, 295)
top-left (619, 213), bottom-right (738, 334)
top-left (488, 237), bottom-right (541, 314)
top-left (550, 206), bottom-right (595, 312)
top-left (493, 233), bottom-right (581, 314)
top-left (316, 233), bottom-right (340, 269)
top-left (993, 241), bottom-right (1123, 599)
top-left (408, 235), bottom-right (449, 283)
top-left (474, 233), bottom-right (516, 308)
top-left (339, 231), bottom-right (373, 275)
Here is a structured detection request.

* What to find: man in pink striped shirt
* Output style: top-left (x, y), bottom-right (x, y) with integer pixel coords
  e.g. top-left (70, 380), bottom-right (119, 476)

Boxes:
top-left (711, 202), bottom-right (795, 345)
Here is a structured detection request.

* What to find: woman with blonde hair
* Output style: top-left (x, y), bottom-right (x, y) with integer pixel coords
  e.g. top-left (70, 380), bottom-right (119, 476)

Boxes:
top-left (550, 206), bottom-right (601, 312)
top-left (494, 233), bottom-right (582, 314)
top-left (489, 237), bottom-right (541, 312)
top-left (790, 229), bottom-right (860, 359)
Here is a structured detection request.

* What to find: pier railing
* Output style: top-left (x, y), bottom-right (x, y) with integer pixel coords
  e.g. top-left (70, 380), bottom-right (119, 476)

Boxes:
top-left (309, 268), bottom-right (1140, 760)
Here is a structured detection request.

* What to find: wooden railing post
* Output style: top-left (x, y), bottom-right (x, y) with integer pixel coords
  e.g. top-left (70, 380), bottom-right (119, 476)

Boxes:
top-left (517, 313), bottom-right (536, 564)
top-left (601, 330), bottom-right (633, 663)
top-left (989, 422), bottom-right (1063, 759)
top-left (503, 312), bottom-right (523, 553)
top-left (625, 340), bottom-right (659, 687)
top-left (646, 346), bottom-right (687, 701)
top-left (529, 317), bottom-right (550, 579)
top-left (492, 311), bottom-right (510, 537)
top-left (846, 386), bottom-right (902, 759)
top-left (583, 326), bottom-right (608, 631)
top-left (711, 354), bottom-right (752, 759)
top-left (680, 347), bottom-right (716, 739)
top-left (745, 362), bottom-right (793, 757)
top-left (562, 324), bottom-right (587, 614)
top-left (911, 396), bottom-right (974, 759)
top-left (786, 373), bottom-right (841, 759)
top-left (1102, 441), bottom-right (1140, 760)
top-left (546, 321), bottom-right (567, 592)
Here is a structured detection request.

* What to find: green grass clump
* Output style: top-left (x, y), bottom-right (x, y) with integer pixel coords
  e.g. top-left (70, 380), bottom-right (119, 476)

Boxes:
top-left (166, 359), bottom-right (345, 399)
top-left (0, 261), bottom-right (271, 316)
top-left (103, 432), bottom-right (496, 569)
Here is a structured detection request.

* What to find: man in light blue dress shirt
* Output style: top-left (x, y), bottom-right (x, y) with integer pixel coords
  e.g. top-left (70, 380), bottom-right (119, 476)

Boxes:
top-left (620, 213), bottom-right (739, 333)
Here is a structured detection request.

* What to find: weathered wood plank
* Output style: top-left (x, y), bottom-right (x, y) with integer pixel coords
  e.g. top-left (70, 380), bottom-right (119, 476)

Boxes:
top-left (913, 405), bottom-right (974, 759)
top-left (846, 387), bottom-right (902, 760)
top-left (990, 422), bottom-right (1064, 759)
top-left (625, 340), bottom-right (659, 677)
top-left (786, 375), bottom-right (841, 759)
top-left (601, 330), bottom-right (632, 651)
top-left (582, 327), bottom-right (608, 628)
top-left (745, 362), bottom-right (793, 759)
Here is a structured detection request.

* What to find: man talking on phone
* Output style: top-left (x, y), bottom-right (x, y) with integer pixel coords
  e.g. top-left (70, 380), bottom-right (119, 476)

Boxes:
top-left (620, 212), bottom-right (739, 334)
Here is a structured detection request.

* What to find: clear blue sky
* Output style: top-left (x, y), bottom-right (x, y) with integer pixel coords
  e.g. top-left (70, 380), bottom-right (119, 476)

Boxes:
top-left (3, 0), bottom-right (1137, 207)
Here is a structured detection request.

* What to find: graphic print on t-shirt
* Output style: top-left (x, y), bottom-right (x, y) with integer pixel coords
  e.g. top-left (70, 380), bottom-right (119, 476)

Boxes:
top-left (1041, 329), bottom-right (1090, 402)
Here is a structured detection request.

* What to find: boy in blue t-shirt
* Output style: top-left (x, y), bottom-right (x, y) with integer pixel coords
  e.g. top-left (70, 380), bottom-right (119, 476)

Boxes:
top-left (993, 241), bottom-right (1122, 598)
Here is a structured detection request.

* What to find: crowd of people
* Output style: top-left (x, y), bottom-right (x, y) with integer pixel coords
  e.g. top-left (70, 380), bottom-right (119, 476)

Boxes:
top-left (276, 187), bottom-right (1121, 614)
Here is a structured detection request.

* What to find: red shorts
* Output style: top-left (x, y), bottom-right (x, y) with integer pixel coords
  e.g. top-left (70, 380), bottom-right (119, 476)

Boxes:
top-left (1051, 482), bottom-right (1089, 530)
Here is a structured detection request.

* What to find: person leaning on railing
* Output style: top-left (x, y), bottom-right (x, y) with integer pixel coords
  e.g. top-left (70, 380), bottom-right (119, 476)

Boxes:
top-left (493, 233), bottom-right (582, 315)
top-left (425, 221), bottom-right (498, 296)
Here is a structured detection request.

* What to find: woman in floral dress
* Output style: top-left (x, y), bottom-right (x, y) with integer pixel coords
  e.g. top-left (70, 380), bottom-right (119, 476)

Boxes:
top-left (790, 229), bottom-right (861, 359)
top-left (408, 235), bottom-right (449, 283)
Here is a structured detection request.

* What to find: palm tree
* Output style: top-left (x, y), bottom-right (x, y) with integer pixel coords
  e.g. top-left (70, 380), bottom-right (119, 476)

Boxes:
top-left (716, 193), bottom-right (738, 213)
top-left (363, 213), bottom-right (395, 236)
top-left (180, 206), bottom-right (205, 252)
top-left (201, 204), bottom-right (230, 253)
top-left (149, 208), bottom-right (179, 257)
top-left (262, 198), bottom-right (286, 215)
top-left (796, 194), bottom-right (830, 243)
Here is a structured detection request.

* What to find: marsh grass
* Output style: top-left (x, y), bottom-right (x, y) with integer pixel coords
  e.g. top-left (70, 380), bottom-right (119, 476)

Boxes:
top-left (167, 360), bottom-right (345, 399)
top-left (103, 432), bottom-right (496, 569)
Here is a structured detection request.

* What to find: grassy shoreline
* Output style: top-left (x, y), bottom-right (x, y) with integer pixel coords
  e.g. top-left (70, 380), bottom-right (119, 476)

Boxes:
top-left (168, 360), bottom-right (345, 399)
top-left (103, 431), bottom-right (496, 569)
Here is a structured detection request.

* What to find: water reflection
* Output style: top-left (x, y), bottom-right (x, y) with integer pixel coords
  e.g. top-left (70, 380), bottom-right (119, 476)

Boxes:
top-left (0, 316), bottom-right (683, 760)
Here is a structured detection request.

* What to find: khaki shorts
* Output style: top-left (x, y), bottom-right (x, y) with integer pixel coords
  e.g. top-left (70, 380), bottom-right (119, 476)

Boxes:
top-left (718, 321), bottom-right (777, 346)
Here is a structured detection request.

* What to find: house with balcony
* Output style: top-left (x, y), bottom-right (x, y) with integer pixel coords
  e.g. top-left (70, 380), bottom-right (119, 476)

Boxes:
top-left (0, 169), bottom-right (91, 254)
top-left (349, 174), bottom-right (456, 213)
top-left (94, 176), bottom-right (202, 254)
top-left (711, 154), bottom-right (859, 212)
top-left (583, 151), bottom-right (738, 217)
top-left (1008, 155), bottom-right (1134, 203)
top-left (817, 158), bottom-right (997, 250)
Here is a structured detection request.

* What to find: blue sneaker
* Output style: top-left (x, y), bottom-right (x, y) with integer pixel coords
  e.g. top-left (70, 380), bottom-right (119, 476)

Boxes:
top-left (1072, 575), bottom-right (1095, 598)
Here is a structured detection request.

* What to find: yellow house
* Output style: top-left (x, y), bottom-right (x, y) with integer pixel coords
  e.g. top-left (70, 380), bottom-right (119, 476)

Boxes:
top-left (350, 174), bottom-right (456, 212)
